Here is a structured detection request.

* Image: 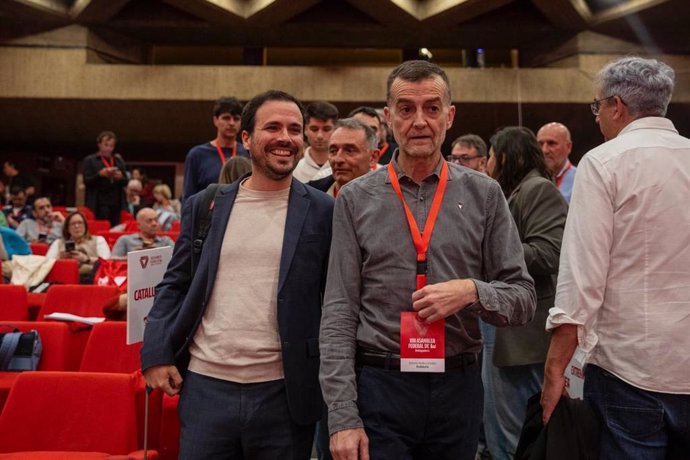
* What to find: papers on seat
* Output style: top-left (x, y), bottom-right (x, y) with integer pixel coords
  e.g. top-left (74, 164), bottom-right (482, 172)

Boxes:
top-left (44, 312), bottom-right (106, 325)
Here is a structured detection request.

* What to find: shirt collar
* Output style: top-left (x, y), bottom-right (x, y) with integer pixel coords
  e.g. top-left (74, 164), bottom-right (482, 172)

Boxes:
top-left (618, 116), bottom-right (678, 137)
top-left (385, 149), bottom-right (447, 184)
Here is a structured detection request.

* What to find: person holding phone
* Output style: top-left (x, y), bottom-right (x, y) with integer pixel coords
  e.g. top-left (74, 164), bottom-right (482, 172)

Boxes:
top-left (46, 211), bottom-right (110, 282)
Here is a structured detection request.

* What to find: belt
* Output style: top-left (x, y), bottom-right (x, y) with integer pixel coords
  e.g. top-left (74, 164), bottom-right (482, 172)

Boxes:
top-left (356, 349), bottom-right (477, 372)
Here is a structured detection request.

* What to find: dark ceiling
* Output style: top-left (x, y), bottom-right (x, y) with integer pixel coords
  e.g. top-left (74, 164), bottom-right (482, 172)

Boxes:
top-left (1, 0), bottom-right (688, 64)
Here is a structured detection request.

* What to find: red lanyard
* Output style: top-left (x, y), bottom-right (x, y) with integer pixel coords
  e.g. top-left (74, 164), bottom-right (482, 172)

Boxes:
top-left (555, 161), bottom-right (572, 188)
top-left (380, 142), bottom-right (389, 157)
top-left (99, 153), bottom-right (115, 169)
top-left (213, 140), bottom-right (237, 163)
top-left (387, 160), bottom-right (449, 289)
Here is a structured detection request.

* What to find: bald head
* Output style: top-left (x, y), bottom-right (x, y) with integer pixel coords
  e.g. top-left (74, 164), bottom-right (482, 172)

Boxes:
top-left (136, 207), bottom-right (159, 239)
top-left (537, 122), bottom-right (572, 176)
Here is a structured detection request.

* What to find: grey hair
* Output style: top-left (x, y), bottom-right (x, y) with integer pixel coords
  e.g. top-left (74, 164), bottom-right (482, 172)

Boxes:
top-left (334, 118), bottom-right (379, 150)
top-left (451, 134), bottom-right (487, 157)
top-left (596, 56), bottom-right (675, 117)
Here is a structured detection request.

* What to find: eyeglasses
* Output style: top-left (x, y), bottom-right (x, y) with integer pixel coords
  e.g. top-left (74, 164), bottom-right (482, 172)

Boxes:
top-left (69, 221), bottom-right (85, 227)
top-left (447, 154), bottom-right (482, 164)
top-left (590, 95), bottom-right (618, 116)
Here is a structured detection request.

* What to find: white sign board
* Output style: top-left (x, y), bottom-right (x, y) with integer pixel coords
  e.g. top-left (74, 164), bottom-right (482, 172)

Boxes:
top-left (127, 246), bottom-right (173, 344)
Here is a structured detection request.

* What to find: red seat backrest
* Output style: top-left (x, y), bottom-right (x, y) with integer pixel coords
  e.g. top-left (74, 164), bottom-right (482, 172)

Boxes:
top-left (0, 372), bottom-right (139, 454)
top-left (80, 322), bottom-right (142, 373)
top-left (77, 207), bottom-right (95, 220)
top-left (0, 285), bottom-right (28, 321)
top-left (38, 284), bottom-right (122, 319)
top-left (97, 231), bottom-right (134, 249)
top-left (29, 242), bottom-right (49, 256)
top-left (45, 259), bottom-right (80, 284)
top-left (86, 219), bottom-right (111, 234)
top-left (0, 321), bottom-right (71, 371)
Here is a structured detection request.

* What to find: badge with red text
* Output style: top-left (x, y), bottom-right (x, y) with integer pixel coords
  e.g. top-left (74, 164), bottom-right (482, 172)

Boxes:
top-left (400, 312), bottom-right (445, 372)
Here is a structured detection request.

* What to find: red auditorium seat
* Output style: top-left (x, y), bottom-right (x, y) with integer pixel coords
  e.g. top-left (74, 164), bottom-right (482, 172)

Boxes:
top-left (159, 394), bottom-right (180, 460)
top-left (86, 219), bottom-right (111, 234)
top-left (0, 321), bottom-right (72, 412)
top-left (77, 207), bottom-right (95, 220)
top-left (0, 372), bottom-right (157, 458)
top-left (38, 284), bottom-right (121, 320)
top-left (0, 285), bottom-right (28, 321)
top-left (29, 242), bottom-right (49, 256)
top-left (97, 231), bottom-right (133, 249)
top-left (27, 260), bottom-right (81, 319)
top-left (79, 322), bottom-right (142, 374)
top-left (170, 220), bottom-right (180, 232)
top-left (45, 259), bottom-right (80, 284)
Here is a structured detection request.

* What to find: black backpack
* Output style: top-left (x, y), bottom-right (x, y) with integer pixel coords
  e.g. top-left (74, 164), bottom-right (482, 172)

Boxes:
top-left (190, 184), bottom-right (221, 272)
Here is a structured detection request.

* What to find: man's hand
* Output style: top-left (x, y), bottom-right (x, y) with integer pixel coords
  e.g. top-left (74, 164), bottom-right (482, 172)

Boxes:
top-left (50, 211), bottom-right (65, 224)
top-left (143, 365), bottom-right (183, 396)
top-left (540, 372), bottom-right (566, 424)
top-left (330, 428), bottom-right (369, 460)
top-left (412, 279), bottom-right (478, 323)
top-left (112, 169), bottom-right (124, 180)
top-left (540, 324), bottom-right (578, 424)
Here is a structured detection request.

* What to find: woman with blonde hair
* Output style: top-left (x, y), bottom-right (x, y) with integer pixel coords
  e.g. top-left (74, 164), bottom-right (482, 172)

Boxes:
top-left (152, 184), bottom-right (180, 231)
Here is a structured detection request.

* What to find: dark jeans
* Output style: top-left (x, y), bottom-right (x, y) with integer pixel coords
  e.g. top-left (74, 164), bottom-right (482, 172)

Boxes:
top-left (178, 371), bottom-right (315, 460)
top-left (357, 360), bottom-right (482, 460)
top-left (585, 364), bottom-right (690, 460)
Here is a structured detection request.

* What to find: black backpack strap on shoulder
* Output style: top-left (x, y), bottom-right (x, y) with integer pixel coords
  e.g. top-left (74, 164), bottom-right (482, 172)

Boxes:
top-left (191, 184), bottom-right (221, 268)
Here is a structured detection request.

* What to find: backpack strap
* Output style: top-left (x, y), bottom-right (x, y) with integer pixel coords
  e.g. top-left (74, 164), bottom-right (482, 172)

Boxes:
top-left (191, 184), bottom-right (221, 271)
top-left (0, 331), bottom-right (21, 371)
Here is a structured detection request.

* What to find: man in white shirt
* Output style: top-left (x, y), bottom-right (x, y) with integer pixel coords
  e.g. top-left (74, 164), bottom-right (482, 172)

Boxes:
top-left (536, 122), bottom-right (576, 203)
top-left (292, 101), bottom-right (338, 182)
top-left (541, 56), bottom-right (690, 459)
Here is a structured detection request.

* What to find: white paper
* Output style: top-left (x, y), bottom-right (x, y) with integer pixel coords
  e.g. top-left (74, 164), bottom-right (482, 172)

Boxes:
top-left (44, 312), bottom-right (106, 325)
top-left (564, 346), bottom-right (588, 399)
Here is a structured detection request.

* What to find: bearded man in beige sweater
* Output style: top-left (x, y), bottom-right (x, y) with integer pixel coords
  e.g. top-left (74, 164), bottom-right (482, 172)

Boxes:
top-left (142, 90), bottom-right (334, 460)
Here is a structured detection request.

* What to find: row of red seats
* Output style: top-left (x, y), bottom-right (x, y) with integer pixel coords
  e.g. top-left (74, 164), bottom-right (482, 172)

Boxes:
top-left (0, 315), bottom-right (178, 458)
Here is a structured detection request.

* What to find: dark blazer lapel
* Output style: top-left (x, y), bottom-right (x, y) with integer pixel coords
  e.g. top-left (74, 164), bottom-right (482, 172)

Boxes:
top-left (278, 179), bottom-right (310, 292)
top-left (204, 183), bottom-right (239, 300)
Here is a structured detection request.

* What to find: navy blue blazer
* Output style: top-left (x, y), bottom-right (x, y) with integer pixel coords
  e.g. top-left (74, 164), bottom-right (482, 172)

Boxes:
top-left (141, 178), bottom-right (334, 425)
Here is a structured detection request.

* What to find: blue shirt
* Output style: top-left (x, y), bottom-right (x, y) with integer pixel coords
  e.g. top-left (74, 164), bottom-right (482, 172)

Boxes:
top-left (183, 142), bottom-right (249, 200)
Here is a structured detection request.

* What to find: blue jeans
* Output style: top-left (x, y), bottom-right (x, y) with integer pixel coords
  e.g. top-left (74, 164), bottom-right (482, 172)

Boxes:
top-left (356, 359), bottom-right (482, 460)
top-left (178, 371), bottom-right (315, 460)
top-left (585, 364), bottom-right (690, 460)
top-left (481, 322), bottom-right (543, 460)
top-left (479, 322), bottom-right (509, 460)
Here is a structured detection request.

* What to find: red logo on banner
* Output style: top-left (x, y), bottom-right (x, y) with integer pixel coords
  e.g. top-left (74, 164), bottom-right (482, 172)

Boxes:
top-left (139, 256), bottom-right (149, 269)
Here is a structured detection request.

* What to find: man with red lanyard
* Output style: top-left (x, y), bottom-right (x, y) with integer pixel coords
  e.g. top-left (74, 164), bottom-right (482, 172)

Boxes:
top-left (320, 60), bottom-right (536, 460)
top-left (182, 96), bottom-right (249, 200)
top-left (82, 130), bottom-right (128, 227)
top-left (537, 122), bottom-right (576, 203)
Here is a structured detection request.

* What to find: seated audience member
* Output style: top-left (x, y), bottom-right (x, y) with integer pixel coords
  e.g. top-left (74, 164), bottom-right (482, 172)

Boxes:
top-left (218, 156), bottom-right (252, 184)
top-left (110, 207), bottom-right (174, 259)
top-left (125, 179), bottom-right (144, 217)
top-left (131, 167), bottom-right (155, 206)
top-left (152, 184), bottom-right (181, 231)
top-left (16, 197), bottom-right (65, 244)
top-left (46, 211), bottom-right (111, 281)
top-left (2, 186), bottom-right (32, 229)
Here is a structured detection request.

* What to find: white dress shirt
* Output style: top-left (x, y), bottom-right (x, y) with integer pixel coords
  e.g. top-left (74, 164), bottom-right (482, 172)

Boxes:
top-left (547, 117), bottom-right (690, 394)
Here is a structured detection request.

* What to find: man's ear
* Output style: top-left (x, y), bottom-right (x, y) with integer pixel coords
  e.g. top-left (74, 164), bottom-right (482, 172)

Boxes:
top-left (241, 130), bottom-right (251, 151)
top-left (370, 149), bottom-right (381, 168)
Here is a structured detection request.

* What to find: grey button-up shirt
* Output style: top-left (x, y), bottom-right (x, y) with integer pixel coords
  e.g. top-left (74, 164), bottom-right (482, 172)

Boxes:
top-left (319, 155), bottom-right (536, 435)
